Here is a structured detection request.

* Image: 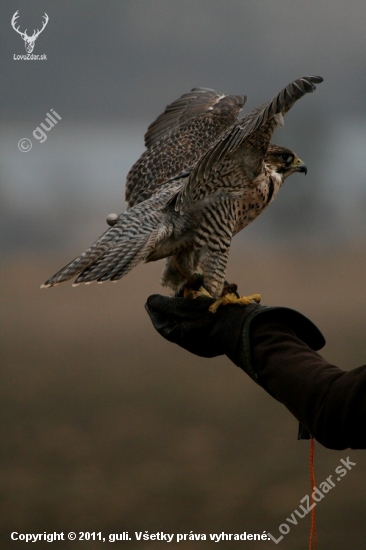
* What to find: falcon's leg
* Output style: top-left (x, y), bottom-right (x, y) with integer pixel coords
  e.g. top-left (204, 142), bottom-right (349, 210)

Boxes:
top-left (170, 248), bottom-right (261, 310)
top-left (222, 282), bottom-right (239, 297)
top-left (185, 279), bottom-right (238, 299)
top-left (177, 272), bottom-right (261, 311)
top-left (161, 251), bottom-right (200, 294)
top-left (208, 290), bottom-right (261, 314)
top-left (208, 277), bottom-right (260, 315)
top-left (181, 273), bottom-right (211, 298)
top-left (197, 247), bottom-right (261, 313)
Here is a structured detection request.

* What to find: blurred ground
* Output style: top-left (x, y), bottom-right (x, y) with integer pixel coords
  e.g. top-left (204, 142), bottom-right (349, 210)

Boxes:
top-left (1, 247), bottom-right (366, 549)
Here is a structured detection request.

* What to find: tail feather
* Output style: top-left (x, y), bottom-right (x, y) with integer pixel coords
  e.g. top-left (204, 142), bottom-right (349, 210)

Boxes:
top-left (108, 229), bottom-right (159, 281)
top-left (42, 207), bottom-right (163, 288)
top-left (74, 234), bottom-right (149, 284)
top-left (41, 227), bottom-right (116, 287)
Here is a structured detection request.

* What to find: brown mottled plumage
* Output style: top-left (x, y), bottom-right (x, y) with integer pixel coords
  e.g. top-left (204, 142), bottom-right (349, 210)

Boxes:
top-left (42, 76), bottom-right (323, 297)
top-left (126, 88), bottom-right (246, 208)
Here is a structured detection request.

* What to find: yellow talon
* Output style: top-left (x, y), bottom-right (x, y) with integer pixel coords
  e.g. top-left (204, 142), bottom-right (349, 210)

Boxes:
top-left (209, 292), bottom-right (261, 314)
top-left (183, 285), bottom-right (213, 299)
top-left (182, 282), bottom-right (261, 313)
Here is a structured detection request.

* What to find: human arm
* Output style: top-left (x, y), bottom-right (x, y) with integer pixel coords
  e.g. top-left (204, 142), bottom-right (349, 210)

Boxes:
top-left (145, 295), bottom-right (366, 450)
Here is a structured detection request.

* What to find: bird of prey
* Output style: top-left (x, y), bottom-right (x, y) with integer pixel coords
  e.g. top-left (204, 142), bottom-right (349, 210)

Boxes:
top-left (42, 76), bottom-right (323, 310)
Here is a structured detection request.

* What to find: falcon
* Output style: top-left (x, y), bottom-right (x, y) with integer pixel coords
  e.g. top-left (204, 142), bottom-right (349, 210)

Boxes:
top-left (42, 76), bottom-right (323, 311)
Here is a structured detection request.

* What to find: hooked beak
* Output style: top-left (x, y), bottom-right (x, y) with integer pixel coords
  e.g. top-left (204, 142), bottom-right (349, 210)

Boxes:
top-left (293, 157), bottom-right (307, 175)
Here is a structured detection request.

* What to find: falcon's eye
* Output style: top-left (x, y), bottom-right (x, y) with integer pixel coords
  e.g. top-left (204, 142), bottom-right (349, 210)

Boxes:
top-left (280, 153), bottom-right (294, 164)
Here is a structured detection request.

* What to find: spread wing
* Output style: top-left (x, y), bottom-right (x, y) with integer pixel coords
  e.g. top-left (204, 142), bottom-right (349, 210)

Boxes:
top-left (175, 76), bottom-right (323, 211)
top-left (125, 88), bottom-right (246, 208)
top-left (144, 87), bottom-right (227, 148)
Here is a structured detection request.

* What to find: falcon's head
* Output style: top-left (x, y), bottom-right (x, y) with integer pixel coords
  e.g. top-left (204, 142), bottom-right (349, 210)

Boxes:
top-left (266, 145), bottom-right (307, 179)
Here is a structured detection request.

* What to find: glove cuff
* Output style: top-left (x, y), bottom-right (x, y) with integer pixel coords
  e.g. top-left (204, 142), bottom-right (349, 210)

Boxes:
top-left (226, 305), bottom-right (326, 383)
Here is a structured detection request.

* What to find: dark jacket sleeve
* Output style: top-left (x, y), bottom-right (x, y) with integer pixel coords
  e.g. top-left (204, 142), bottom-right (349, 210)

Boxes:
top-left (247, 319), bottom-right (366, 450)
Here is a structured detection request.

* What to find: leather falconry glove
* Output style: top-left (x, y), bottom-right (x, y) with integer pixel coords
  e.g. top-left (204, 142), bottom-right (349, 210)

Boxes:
top-left (145, 294), bottom-right (325, 384)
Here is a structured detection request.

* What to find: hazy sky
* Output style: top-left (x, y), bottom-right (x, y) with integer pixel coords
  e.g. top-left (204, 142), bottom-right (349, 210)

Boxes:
top-left (1, 0), bottom-right (366, 250)
top-left (2, 0), bottom-right (366, 122)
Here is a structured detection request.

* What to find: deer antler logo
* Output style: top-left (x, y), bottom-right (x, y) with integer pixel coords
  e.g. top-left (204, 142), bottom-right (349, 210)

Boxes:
top-left (11, 11), bottom-right (49, 54)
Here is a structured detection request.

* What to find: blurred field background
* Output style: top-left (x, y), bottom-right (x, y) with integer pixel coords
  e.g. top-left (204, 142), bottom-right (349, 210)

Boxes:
top-left (1, 1), bottom-right (366, 548)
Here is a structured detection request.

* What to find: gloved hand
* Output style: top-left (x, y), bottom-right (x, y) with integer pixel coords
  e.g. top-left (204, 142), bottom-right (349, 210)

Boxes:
top-left (145, 294), bottom-right (261, 359)
top-left (146, 294), bottom-right (326, 442)
top-left (145, 294), bottom-right (325, 380)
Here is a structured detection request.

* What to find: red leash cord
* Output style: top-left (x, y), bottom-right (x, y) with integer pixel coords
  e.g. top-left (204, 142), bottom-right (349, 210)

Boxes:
top-left (308, 438), bottom-right (317, 549)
